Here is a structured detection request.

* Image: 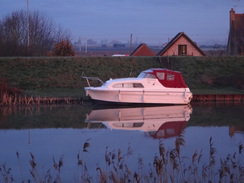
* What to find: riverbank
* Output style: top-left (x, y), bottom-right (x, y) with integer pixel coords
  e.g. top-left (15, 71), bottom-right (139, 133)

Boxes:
top-left (0, 56), bottom-right (243, 106)
top-left (0, 56), bottom-right (244, 90)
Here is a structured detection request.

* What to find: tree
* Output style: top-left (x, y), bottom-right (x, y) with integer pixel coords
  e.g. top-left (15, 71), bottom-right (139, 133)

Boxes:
top-left (51, 39), bottom-right (75, 56)
top-left (0, 10), bottom-right (71, 56)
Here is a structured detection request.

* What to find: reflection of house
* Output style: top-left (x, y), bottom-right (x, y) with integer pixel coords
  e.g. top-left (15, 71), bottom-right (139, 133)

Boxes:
top-left (227, 8), bottom-right (244, 55)
top-left (229, 126), bottom-right (244, 137)
top-left (157, 32), bottom-right (205, 56)
top-left (130, 43), bottom-right (155, 56)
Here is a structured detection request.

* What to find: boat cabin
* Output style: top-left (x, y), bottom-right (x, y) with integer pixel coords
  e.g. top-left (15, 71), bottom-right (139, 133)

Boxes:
top-left (152, 121), bottom-right (187, 139)
top-left (138, 68), bottom-right (188, 88)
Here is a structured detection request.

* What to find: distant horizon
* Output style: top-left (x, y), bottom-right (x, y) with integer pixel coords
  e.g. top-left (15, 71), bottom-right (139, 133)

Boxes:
top-left (72, 36), bottom-right (229, 48)
top-left (70, 32), bottom-right (230, 46)
top-left (1, 0), bottom-right (244, 46)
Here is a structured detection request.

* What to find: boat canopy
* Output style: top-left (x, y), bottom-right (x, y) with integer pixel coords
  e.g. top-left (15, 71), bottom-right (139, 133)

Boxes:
top-left (152, 121), bottom-right (187, 139)
top-left (138, 68), bottom-right (188, 88)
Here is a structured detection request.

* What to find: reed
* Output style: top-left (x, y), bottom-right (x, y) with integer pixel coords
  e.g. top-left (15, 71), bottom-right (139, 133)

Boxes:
top-left (16, 152), bottom-right (24, 183)
top-left (29, 152), bottom-right (43, 183)
top-left (77, 139), bottom-right (93, 182)
top-left (0, 78), bottom-right (86, 106)
top-left (1, 137), bottom-right (243, 183)
top-left (0, 93), bottom-right (83, 106)
top-left (0, 163), bottom-right (14, 183)
top-left (52, 155), bottom-right (63, 182)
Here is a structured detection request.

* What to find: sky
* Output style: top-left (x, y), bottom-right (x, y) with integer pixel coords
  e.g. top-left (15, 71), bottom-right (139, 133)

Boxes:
top-left (1, 0), bottom-right (244, 46)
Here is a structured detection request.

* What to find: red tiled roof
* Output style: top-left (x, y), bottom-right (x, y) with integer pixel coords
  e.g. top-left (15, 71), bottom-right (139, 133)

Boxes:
top-left (130, 43), bottom-right (155, 56)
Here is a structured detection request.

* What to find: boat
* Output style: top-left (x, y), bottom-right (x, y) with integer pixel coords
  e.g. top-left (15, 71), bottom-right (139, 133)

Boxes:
top-left (83, 68), bottom-right (192, 104)
top-left (85, 105), bottom-right (192, 139)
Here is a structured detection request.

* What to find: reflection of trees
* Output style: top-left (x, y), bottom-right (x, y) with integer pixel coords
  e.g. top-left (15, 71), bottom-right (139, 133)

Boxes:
top-left (0, 105), bottom-right (94, 129)
top-left (1, 103), bottom-right (244, 131)
top-left (185, 103), bottom-right (244, 128)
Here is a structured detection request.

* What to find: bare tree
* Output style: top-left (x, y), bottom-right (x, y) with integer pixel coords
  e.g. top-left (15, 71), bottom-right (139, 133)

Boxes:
top-left (0, 10), bottom-right (71, 56)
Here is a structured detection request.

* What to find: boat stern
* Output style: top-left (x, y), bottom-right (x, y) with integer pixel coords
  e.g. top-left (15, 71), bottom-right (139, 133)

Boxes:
top-left (184, 89), bottom-right (193, 104)
top-left (84, 87), bottom-right (93, 97)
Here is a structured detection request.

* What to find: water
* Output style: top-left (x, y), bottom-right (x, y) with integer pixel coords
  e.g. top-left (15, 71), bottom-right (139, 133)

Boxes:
top-left (0, 102), bottom-right (243, 182)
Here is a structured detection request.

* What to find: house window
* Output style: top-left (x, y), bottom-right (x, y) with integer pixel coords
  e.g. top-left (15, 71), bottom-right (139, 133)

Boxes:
top-left (178, 45), bottom-right (187, 55)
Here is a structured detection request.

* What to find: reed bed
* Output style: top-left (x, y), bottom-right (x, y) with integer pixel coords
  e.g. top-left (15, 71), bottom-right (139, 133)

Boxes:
top-left (0, 137), bottom-right (243, 183)
top-left (0, 93), bottom-right (82, 106)
top-left (0, 78), bottom-right (84, 106)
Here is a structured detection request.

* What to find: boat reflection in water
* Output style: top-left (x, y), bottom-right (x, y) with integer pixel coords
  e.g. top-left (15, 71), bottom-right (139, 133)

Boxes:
top-left (86, 105), bottom-right (192, 139)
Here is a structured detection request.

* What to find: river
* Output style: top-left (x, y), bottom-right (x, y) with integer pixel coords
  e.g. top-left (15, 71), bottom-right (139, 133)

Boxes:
top-left (0, 101), bottom-right (243, 182)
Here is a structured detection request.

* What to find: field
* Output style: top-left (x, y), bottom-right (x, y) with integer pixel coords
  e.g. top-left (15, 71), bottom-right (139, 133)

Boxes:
top-left (0, 56), bottom-right (244, 97)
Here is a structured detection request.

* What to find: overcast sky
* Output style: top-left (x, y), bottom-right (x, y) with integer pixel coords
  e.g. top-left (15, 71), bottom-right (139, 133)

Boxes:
top-left (1, 0), bottom-right (244, 45)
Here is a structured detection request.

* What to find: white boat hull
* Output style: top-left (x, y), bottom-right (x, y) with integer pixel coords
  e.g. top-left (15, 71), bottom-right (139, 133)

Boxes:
top-left (85, 88), bottom-right (192, 104)
top-left (83, 68), bottom-right (193, 105)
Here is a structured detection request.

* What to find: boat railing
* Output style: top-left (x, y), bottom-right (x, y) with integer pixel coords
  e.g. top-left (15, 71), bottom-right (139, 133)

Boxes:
top-left (82, 76), bottom-right (104, 87)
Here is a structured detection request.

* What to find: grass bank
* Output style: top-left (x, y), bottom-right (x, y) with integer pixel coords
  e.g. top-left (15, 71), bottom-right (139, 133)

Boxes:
top-left (0, 56), bottom-right (243, 97)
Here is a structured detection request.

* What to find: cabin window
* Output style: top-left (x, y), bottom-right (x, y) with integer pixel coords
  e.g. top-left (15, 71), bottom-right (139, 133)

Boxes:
top-left (123, 83), bottom-right (133, 88)
top-left (113, 83), bottom-right (123, 88)
top-left (133, 83), bottom-right (144, 88)
top-left (113, 83), bottom-right (144, 88)
top-left (156, 72), bottom-right (165, 80)
top-left (113, 122), bottom-right (144, 128)
top-left (178, 45), bottom-right (187, 55)
top-left (166, 129), bottom-right (175, 135)
top-left (167, 73), bottom-right (175, 81)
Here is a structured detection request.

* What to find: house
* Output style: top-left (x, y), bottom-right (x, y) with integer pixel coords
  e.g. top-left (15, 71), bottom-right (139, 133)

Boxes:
top-left (227, 8), bottom-right (244, 55)
top-left (157, 32), bottom-right (205, 56)
top-left (130, 43), bottom-right (155, 56)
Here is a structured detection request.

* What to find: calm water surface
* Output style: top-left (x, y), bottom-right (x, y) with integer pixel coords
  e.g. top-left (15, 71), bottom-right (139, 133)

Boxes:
top-left (0, 102), bottom-right (243, 182)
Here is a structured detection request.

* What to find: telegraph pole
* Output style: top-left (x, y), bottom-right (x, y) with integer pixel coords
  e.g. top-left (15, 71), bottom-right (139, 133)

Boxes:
top-left (78, 37), bottom-right (82, 55)
top-left (85, 39), bottom-right (88, 54)
top-left (27, 0), bottom-right (30, 55)
top-left (130, 33), bottom-right (133, 54)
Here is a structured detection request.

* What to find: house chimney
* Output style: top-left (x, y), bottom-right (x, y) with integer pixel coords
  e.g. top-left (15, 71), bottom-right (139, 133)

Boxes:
top-left (230, 8), bottom-right (235, 23)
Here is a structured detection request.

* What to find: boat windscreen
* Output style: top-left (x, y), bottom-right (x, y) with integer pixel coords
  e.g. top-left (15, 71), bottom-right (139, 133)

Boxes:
top-left (137, 72), bottom-right (156, 79)
top-left (137, 72), bottom-right (147, 78)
